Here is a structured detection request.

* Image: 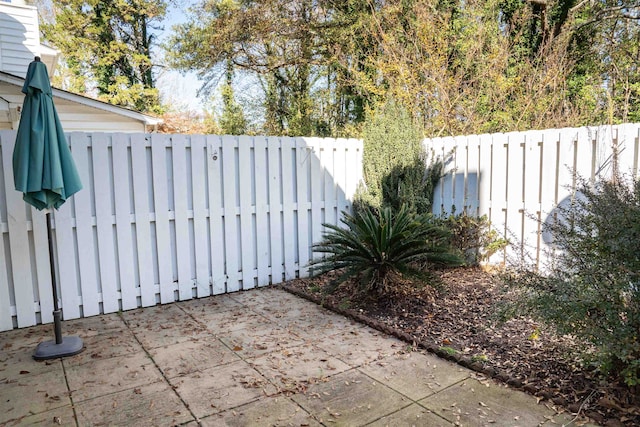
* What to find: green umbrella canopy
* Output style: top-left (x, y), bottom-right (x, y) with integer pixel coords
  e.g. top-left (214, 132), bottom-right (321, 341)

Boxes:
top-left (13, 59), bottom-right (82, 210)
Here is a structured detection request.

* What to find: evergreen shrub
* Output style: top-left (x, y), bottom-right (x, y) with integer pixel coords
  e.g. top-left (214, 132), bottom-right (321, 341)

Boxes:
top-left (503, 176), bottom-right (640, 386)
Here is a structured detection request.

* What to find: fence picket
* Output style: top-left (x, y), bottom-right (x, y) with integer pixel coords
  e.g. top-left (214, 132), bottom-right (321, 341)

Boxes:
top-left (345, 139), bottom-right (362, 214)
top-left (489, 133), bottom-right (508, 265)
top-left (453, 136), bottom-right (467, 212)
top-left (91, 133), bottom-right (119, 313)
top-left (505, 132), bottom-right (526, 263)
top-left (131, 134), bottom-right (155, 306)
top-left (222, 136), bottom-right (240, 291)
top-left (429, 137), bottom-right (446, 216)
top-left (171, 135), bottom-right (192, 299)
top-left (151, 133), bottom-right (174, 303)
top-left (190, 135), bottom-right (210, 298)
top-left (295, 138), bottom-right (310, 276)
top-left (333, 139), bottom-right (347, 217)
top-left (322, 139), bottom-right (337, 226)
top-left (0, 224), bottom-right (12, 328)
top-left (440, 137), bottom-right (456, 216)
top-left (523, 131), bottom-right (543, 267)
top-left (268, 136), bottom-right (284, 284)
top-left (53, 189), bottom-right (81, 319)
top-left (309, 139), bottom-right (323, 254)
top-left (281, 137), bottom-right (297, 280)
top-left (466, 136), bottom-right (480, 216)
top-left (30, 207), bottom-right (53, 323)
top-left (254, 136), bottom-right (270, 286)
top-left (206, 135), bottom-right (225, 294)
top-left (477, 134), bottom-right (492, 218)
top-left (238, 136), bottom-right (255, 289)
top-left (70, 133), bottom-right (100, 317)
top-left (112, 133), bottom-right (136, 310)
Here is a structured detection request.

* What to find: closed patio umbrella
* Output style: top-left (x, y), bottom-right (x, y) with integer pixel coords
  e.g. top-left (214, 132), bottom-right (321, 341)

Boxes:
top-left (13, 57), bottom-right (84, 360)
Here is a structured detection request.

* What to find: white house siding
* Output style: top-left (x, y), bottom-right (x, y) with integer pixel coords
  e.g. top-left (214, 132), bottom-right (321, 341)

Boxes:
top-left (0, 2), bottom-right (40, 78)
top-left (53, 102), bottom-right (148, 132)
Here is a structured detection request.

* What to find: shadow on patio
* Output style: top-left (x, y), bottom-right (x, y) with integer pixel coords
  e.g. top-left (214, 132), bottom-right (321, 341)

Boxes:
top-left (1, 287), bottom-right (589, 426)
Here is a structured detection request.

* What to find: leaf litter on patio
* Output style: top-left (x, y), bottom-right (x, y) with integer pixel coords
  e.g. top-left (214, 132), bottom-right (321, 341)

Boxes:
top-left (285, 266), bottom-right (640, 425)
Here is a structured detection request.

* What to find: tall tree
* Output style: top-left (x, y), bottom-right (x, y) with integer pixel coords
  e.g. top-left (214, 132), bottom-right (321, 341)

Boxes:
top-left (166, 0), bottom-right (375, 136)
top-left (219, 60), bottom-right (247, 134)
top-left (167, 0), bottom-right (640, 135)
top-left (42, 0), bottom-right (166, 113)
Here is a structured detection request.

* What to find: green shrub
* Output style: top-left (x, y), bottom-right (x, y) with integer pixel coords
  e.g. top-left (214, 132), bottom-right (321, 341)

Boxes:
top-left (354, 100), bottom-right (442, 216)
top-left (310, 205), bottom-right (462, 296)
top-left (503, 176), bottom-right (640, 386)
top-left (440, 214), bottom-right (508, 265)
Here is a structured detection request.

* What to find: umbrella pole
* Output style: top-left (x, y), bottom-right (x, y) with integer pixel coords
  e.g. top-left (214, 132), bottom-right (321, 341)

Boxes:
top-left (33, 212), bottom-right (84, 360)
top-left (47, 212), bottom-right (63, 345)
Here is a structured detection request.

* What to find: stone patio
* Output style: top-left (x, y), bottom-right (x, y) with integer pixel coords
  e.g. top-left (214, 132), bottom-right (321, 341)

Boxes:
top-left (0, 287), bottom-right (596, 426)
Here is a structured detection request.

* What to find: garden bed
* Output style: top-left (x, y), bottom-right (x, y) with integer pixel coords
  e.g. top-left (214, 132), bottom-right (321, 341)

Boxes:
top-left (282, 266), bottom-right (640, 426)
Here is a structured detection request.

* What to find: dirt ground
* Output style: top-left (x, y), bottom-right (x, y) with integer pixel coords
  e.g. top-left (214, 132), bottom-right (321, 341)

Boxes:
top-left (283, 267), bottom-right (640, 426)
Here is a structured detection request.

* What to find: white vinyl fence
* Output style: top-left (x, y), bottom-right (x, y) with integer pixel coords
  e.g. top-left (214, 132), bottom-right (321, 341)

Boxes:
top-left (3, 124), bottom-right (639, 331)
top-left (0, 132), bottom-right (362, 331)
top-left (430, 123), bottom-right (640, 268)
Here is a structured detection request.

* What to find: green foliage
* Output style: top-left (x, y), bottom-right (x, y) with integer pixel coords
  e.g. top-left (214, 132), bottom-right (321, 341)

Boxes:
top-left (161, 0), bottom-right (640, 135)
top-left (471, 353), bottom-right (489, 363)
top-left (503, 176), bottom-right (640, 386)
top-left (166, 0), bottom-right (369, 136)
top-left (439, 346), bottom-right (458, 356)
top-left (355, 101), bottom-right (441, 216)
top-left (219, 83), bottom-right (247, 135)
top-left (440, 214), bottom-right (508, 265)
top-left (310, 205), bottom-right (462, 296)
top-left (43, 0), bottom-right (165, 113)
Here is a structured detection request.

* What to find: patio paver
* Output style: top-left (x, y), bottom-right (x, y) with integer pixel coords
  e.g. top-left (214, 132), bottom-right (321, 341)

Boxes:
top-left (169, 360), bottom-right (278, 419)
top-left (291, 369), bottom-right (410, 426)
top-left (0, 286), bottom-right (599, 426)
top-left (201, 396), bottom-right (322, 426)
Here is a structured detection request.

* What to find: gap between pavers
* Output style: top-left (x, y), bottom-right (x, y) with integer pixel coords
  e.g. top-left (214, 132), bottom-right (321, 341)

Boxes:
top-left (291, 368), bottom-right (412, 426)
top-left (419, 377), bottom-right (580, 427)
top-left (197, 395), bottom-right (323, 426)
top-left (0, 367), bottom-right (71, 425)
top-left (72, 380), bottom-right (195, 426)
top-left (360, 351), bottom-right (471, 401)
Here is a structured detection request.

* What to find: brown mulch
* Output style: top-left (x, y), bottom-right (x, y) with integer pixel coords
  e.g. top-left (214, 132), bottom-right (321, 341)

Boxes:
top-left (282, 266), bottom-right (640, 426)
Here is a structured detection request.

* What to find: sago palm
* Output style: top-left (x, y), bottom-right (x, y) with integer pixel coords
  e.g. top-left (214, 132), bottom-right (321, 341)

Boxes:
top-left (310, 205), bottom-right (461, 295)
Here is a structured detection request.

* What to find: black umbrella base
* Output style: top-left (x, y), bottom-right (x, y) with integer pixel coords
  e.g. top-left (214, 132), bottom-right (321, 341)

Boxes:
top-left (33, 336), bottom-right (84, 360)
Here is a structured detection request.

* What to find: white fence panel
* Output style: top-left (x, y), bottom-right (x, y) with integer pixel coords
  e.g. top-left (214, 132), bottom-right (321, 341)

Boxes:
top-left (428, 123), bottom-right (640, 268)
top-left (0, 132), bottom-right (362, 331)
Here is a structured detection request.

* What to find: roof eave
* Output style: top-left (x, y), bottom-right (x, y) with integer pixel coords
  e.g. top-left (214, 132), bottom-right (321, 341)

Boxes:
top-left (0, 71), bottom-right (163, 126)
